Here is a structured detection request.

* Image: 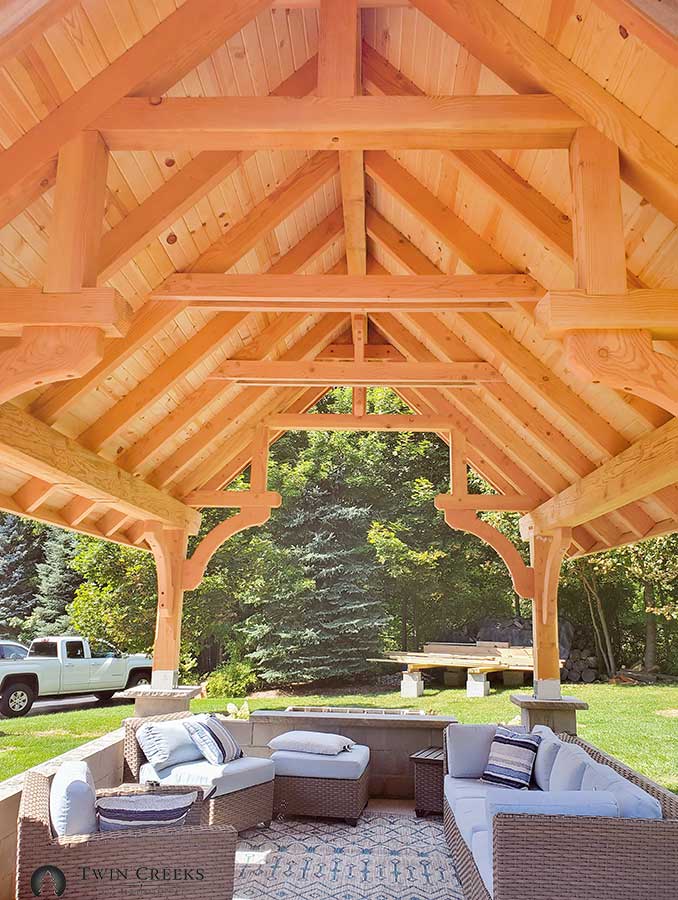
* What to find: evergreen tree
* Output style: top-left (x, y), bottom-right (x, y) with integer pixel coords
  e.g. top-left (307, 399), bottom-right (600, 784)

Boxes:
top-left (248, 466), bottom-right (386, 684)
top-left (0, 515), bottom-right (44, 638)
top-left (21, 529), bottom-right (82, 639)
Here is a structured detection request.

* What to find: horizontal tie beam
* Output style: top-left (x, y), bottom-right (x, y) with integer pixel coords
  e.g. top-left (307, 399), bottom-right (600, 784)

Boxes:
top-left (267, 414), bottom-right (464, 432)
top-left (0, 288), bottom-right (131, 337)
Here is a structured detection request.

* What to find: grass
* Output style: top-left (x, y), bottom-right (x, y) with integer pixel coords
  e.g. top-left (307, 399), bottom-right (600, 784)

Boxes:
top-left (1, 683), bottom-right (677, 791)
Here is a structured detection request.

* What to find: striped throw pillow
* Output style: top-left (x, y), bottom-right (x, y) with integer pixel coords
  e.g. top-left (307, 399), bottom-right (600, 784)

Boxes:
top-left (184, 715), bottom-right (243, 765)
top-left (96, 791), bottom-right (197, 832)
top-left (480, 726), bottom-right (542, 790)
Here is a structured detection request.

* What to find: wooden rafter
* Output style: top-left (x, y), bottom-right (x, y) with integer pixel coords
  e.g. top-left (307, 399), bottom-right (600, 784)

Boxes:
top-left (93, 95), bottom-right (585, 151)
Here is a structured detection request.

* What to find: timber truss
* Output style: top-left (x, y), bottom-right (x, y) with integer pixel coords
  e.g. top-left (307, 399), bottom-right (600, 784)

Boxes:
top-left (0, 1), bottom-right (676, 598)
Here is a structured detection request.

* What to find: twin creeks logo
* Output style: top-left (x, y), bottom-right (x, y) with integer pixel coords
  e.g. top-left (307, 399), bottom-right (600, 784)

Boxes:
top-left (30, 866), bottom-right (67, 897)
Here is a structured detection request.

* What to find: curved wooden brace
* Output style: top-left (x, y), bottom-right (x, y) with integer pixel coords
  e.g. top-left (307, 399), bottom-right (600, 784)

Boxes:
top-left (182, 506), bottom-right (271, 591)
top-left (443, 509), bottom-right (535, 599)
top-left (0, 326), bottom-right (104, 404)
top-left (565, 330), bottom-right (678, 417)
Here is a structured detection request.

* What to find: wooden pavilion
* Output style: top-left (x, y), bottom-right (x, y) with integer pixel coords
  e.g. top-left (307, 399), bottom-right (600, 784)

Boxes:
top-left (0, 0), bottom-right (676, 709)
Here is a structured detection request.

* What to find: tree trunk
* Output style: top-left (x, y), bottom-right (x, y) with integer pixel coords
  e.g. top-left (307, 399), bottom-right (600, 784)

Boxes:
top-left (513, 593), bottom-right (521, 618)
top-left (400, 596), bottom-right (408, 652)
top-left (643, 581), bottom-right (658, 671)
top-left (576, 561), bottom-right (616, 676)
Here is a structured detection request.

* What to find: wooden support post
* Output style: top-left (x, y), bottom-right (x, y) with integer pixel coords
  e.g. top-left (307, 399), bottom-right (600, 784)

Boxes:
top-left (451, 431), bottom-right (467, 495)
top-left (352, 313), bottom-right (367, 416)
top-left (143, 523), bottom-right (189, 690)
top-left (0, 132), bottom-right (110, 402)
top-left (250, 425), bottom-right (269, 492)
top-left (563, 127), bottom-right (678, 415)
top-left (530, 528), bottom-right (571, 700)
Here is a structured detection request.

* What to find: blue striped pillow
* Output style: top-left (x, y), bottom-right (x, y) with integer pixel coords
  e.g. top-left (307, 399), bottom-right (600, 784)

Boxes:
top-left (96, 791), bottom-right (197, 832)
top-left (480, 726), bottom-right (542, 790)
top-left (184, 715), bottom-right (243, 765)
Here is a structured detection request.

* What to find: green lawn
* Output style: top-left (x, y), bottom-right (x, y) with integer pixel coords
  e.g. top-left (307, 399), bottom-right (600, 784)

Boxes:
top-left (1, 683), bottom-right (677, 791)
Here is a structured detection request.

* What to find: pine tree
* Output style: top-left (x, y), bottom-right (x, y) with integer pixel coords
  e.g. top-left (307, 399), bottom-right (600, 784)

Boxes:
top-left (0, 515), bottom-right (44, 638)
top-left (22, 528), bottom-right (82, 639)
top-left (247, 466), bottom-right (386, 684)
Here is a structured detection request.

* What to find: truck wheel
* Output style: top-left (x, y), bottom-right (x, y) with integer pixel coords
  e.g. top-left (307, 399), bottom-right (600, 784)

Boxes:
top-left (0, 683), bottom-right (35, 718)
top-left (127, 671), bottom-right (151, 689)
top-left (94, 691), bottom-right (116, 702)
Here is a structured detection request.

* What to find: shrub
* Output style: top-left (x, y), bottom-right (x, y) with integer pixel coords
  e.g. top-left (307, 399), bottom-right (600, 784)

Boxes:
top-left (206, 659), bottom-right (257, 697)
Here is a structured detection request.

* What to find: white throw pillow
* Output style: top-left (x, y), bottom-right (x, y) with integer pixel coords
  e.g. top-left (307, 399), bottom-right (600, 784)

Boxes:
top-left (49, 761), bottom-right (97, 837)
top-left (445, 724), bottom-right (497, 778)
top-left (268, 731), bottom-right (355, 755)
top-left (548, 743), bottom-right (592, 792)
top-left (533, 737), bottom-right (562, 791)
top-left (136, 719), bottom-right (203, 771)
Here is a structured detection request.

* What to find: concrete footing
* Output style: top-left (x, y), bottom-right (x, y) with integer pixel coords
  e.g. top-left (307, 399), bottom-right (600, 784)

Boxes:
top-left (400, 671), bottom-right (424, 698)
top-left (466, 672), bottom-right (490, 697)
top-left (510, 693), bottom-right (589, 735)
top-left (114, 685), bottom-right (202, 717)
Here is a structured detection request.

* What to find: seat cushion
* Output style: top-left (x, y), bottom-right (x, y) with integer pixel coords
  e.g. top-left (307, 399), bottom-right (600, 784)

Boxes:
top-left (445, 724), bottom-right (497, 778)
top-left (532, 736), bottom-right (562, 791)
top-left (453, 797), bottom-right (489, 848)
top-left (136, 719), bottom-right (203, 772)
top-left (486, 789), bottom-right (620, 821)
top-left (481, 727), bottom-right (541, 790)
top-left (96, 790), bottom-right (197, 832)
top-left (548, 743), bottom-right (592, 792)
top-left (471, 829), bottom-right (494, 897)
top-left (140, 755), bottom-right (275, 798)
top-left (49, 761), bottom-right (96, 838)
top-left (272, 744), bottom-right (370, 780)
top-left (581, 762), bottom-right (662, 819)
top-left (444, 775), bottom-right (513, 812)
top-left (268, 731), bottom-right (355, 755)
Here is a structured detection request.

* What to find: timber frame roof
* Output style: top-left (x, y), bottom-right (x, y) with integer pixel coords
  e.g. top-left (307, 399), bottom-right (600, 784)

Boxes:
top-left (0, 0), bottom-right (677, 561)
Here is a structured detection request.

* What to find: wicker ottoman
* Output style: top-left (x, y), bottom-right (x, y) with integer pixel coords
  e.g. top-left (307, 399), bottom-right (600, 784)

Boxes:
top-left (272, 744), bottom-right (371, 826)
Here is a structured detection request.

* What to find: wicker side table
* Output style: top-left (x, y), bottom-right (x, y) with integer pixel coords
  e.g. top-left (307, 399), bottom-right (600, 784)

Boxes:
top-left (411, 746), bottom-right (444, 816)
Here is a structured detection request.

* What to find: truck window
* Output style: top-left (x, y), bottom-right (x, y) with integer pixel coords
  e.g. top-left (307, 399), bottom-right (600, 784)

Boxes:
top-left (29, 641), bottom-right (58, 658)
top-left (90, 640), bottom-right (120, 659)
top-left (66, 641), bottom-right (85, 659)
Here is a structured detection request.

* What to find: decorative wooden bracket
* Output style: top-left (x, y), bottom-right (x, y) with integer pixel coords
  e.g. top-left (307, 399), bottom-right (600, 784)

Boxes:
top-left (530, 527), bottom-right (572, 698)
top-left (182, 506), bottom-right (271, 591)
top-left (564, 330), bottom-right (678, 418)
top-left (442, 509), bottom-right (535, 599)
top-left (0, 326), bottom-right (104, 404)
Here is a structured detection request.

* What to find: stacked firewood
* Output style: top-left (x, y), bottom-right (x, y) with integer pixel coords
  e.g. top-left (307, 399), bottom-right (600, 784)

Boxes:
top-left (561, 643), bottom-right (599, 683)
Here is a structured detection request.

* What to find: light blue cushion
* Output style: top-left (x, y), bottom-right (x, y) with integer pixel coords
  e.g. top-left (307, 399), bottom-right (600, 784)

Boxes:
top-left (581, 762), bottom-right (662, 819)
top-left (268, 731), bottom-right (355, 755)
top-left (140, 755), bottom-right (275, 798)
top-left (548, 743), bottom-right (591, 792)
top-left (136, 719), bottom-right (203, 772)
top-left (445, 724), bottom-right (497, 778)
top-left (444, 775), bottom-right (513, 812)
top-left (471, 829), bottom-right (493, 897)
top-left (184, 715), bottom-right (242, 765)
top-left (486, 789), bottom-right (620, 821)
top-left (49, 761), bottom-right (96, 837)
top-left (96, 791), bottom-right (197, 832)
top-left (272, 744), bottom-right (369, 780)
top-left (454, 797), bottom-right (488, 847)
top-left (533, 737), bottom-right (562, 791)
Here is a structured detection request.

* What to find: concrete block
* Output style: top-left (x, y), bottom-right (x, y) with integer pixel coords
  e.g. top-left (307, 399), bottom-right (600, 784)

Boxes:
top-left (401, 671), bottom-right (424, 698)
top-left (502, 670), bottom-right (525, 687)
top-left (466, 672), bottom-right (490, 697)
top-left (443, 669), bottom-right (466, 687)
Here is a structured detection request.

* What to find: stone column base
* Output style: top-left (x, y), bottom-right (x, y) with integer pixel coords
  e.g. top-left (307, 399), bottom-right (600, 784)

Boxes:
top-left (401, 671), bottom-right (424, 698)
top-left (510, 693), bottom-right (588, 735)
top-left (114, 685), bottom-right (202, 718)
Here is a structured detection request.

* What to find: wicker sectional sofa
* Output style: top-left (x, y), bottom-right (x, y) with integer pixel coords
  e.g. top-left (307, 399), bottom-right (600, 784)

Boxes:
top-left (442, 725), bottom-right (678, 900)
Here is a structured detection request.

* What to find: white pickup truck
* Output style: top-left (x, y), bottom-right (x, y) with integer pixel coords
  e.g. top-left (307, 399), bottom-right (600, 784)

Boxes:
top-left (0, 636), bottom-right (152, 717)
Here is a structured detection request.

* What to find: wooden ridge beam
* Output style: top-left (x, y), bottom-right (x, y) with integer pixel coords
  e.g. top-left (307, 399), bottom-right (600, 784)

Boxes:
top-left (93, 95), bottom-right (585, 152)
top-left (208, 360), bottom-right (502, 386)
top-left (0, 0), bottom-right (272, 227)
top-left (153, 273), bottom-right (542, 309)
top-left (410, 0), bottom-right (678, 223)
top-left (0, 403), bottom-right (200, 532)
top-left (538, 290), bottom-right (678, 339)
top-left (318, 342), bottom-right (404, 361)
top-left (97, 57), bottom-right (318, 282)
top-left (0, 288), bottom-right (131, 338)
top-left (521, 417), bottom-right (678, 536)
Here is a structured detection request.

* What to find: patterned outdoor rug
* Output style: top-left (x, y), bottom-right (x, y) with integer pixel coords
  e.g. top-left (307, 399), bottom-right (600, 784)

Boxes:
top-left (235, 812), bottom-right (464, 900)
